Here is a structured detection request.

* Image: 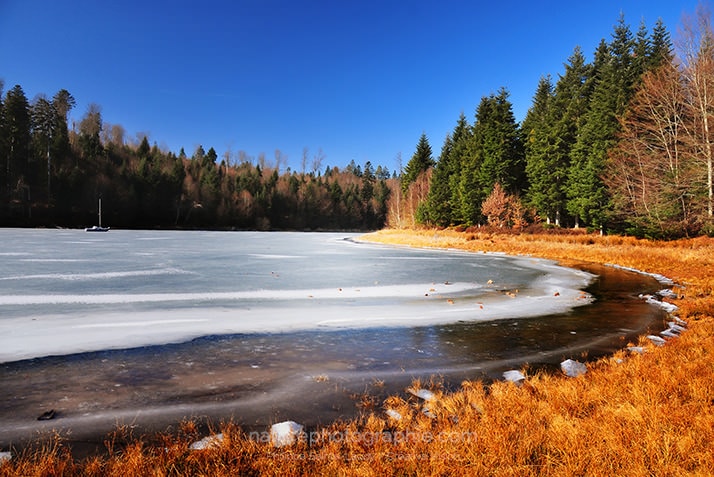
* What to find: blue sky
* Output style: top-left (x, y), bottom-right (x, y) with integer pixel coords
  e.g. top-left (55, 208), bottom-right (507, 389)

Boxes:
top-left (0, 0), bottom-right (701, 173)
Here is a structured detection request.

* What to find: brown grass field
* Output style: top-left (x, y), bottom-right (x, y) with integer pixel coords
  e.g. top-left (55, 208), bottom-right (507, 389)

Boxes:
top-left (2, 228), bottom-right (713, 476)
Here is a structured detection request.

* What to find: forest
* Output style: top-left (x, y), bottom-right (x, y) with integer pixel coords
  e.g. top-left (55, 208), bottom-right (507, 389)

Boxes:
top-left (397, 10), bottom-right (714, 238)
top-left (2, 10), bottom-right (714, 237)
top-left (0, 87), bottom-right (393, 230)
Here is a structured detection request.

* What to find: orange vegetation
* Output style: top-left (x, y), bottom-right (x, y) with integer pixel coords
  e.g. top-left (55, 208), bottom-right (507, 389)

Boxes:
top-left (2, 228), bottom-right (713, 476)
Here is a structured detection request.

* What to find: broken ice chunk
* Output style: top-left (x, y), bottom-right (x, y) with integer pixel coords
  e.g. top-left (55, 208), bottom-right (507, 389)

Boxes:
top-left (270, 421), bottom-right (304, 447)
top-left (408, 388), bottom-right (436, 401)
top-left (560, 359), bottom-right (587, 377)
top-left (189, 433), bottom-right (224, 450)
top-left (647, 335), bottom-right (666, 346)
top-left (503, 370), bottom-right (526, 383)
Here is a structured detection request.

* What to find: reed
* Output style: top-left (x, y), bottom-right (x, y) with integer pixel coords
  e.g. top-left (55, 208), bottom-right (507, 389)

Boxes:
top-left (2, 228), bottom-right (713, 476)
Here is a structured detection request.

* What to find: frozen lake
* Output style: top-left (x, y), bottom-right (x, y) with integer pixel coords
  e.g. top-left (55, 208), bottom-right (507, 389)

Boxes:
top-left (0, 229), bottom-right (666, 451)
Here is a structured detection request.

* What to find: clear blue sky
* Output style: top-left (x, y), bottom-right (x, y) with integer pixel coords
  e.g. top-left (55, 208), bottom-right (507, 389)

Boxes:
top-left (0, 0), bottom-right (701, 173)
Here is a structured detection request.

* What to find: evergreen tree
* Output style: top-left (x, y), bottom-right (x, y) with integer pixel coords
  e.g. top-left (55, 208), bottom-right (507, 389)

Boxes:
top-left (30, 95), bottom-right (56, 198)
top-left (460, 88), bottom-right (524, 225)
top-left (543, 47), bottom-right (591, 225)
top-left (524, 75), bottom-right (556, 223)
top-left (476, 88), bottom-right (525, 196)
top-left (423, 112), bottom-right (471, 226)
top-left (650, 18), bottom-right (674, 68)
top-left (401, 132), bottom-right (434, 193)
top-left (50, 89), bottom-right (75, 172)
top-left (3, 85), bottom-right (32, 196)
top-left (632, 20), bottom-right (652, 83)
top-left (421, 133), bottom-right (453, 226)
top-left (566, 15), bottom-right (666, 228)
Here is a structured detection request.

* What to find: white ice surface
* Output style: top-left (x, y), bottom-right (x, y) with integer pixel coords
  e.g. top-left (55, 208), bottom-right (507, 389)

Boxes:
top-left (0, 253), bottom-right (595, 364)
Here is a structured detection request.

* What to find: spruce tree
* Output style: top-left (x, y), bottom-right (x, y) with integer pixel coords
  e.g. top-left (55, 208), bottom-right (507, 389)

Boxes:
top-left (423, 112), bottom-right (471, 226)
top-left (459, 89), bottom-right (524, 225)
top-left (474, 88), bottom-right (525, 198)
top-left (523, 75), bottom-right (556, 223)
top-left (650, 18), bottom-right (674, 68)
top-left (422, 133), bottom-right (454, 226)
top-left (401, 132), bottom-right (434, 193)
top-left (567, 17), bottom-right (636, 228)
top-left (50, 89), bottom-right (75, 171)
top-left (4, 85), bottom-right (32, 194)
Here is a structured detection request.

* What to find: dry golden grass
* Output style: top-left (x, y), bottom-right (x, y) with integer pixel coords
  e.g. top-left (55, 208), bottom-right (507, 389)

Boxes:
top-left (2, 228), bottom-right (713, 476)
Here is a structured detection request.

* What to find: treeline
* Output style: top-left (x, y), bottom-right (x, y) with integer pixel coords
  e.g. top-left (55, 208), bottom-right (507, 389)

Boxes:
top-left (4, 10), bottom-right (714, 237)
top-left (0, 84), bottom-right (393, 230)
top-left (396, 11), bottom-right (714, 238)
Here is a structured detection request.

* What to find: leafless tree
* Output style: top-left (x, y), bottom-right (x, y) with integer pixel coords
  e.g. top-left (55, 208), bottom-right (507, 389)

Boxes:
top-left (301, 146), bottom-right (309, 174)
top-left (607, 62), bottom-right (699, 235)
top-left (311, 147), bottom-right (325, 174)
top-left (678, 3), bottom-right (714, 219)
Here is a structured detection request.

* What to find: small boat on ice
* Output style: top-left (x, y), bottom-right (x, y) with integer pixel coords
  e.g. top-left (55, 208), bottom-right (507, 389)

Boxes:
top-left (85, 197), bottom-right (110, 232)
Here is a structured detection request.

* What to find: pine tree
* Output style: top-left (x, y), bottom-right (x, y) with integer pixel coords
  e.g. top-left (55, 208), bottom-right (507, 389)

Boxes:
top-left (458, 89), bottom-right (524, 225)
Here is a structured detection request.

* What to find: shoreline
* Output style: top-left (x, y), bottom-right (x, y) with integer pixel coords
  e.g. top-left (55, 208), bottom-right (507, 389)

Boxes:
top-left (0, 253), bottom-right (669, 459)
top-left (2, 228), bottom-right (712, 474)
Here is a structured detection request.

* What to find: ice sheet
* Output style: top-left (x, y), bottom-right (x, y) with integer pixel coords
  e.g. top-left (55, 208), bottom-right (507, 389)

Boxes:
top-left (0, 230), bottom-right (596, 364)
top-left (0, 279), bottom-right (592, 363)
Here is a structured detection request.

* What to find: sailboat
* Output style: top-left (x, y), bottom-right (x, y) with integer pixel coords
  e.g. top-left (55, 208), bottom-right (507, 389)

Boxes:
top-left (85, 197), bottom-right (110, 232)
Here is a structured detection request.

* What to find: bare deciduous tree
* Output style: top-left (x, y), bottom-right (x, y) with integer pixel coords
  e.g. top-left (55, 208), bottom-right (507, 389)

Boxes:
top-left (311, 147), bottom-right (325, 175)
top-left (679, 3), bottom-right (714, 219)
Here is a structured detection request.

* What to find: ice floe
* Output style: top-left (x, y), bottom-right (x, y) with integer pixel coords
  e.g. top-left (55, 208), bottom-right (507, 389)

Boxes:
top-left (407, 388), bottom-right (436, 401)
top-left (606, 264), bottom-right (674, 285)
top-left (560, 359), bottom-right (587, 377)
top-left (270, 421), bottom-right (304, 447)
top-left (189, 433), bottom-right (224, 450)
top-left (647, 335), bottom-right (667, 346)
top-left (503, 370), bottom-right (526, 383)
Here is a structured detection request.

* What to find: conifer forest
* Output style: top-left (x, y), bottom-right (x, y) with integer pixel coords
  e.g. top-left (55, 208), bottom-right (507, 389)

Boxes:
top-left (2, 12), bottom-right (714, 238)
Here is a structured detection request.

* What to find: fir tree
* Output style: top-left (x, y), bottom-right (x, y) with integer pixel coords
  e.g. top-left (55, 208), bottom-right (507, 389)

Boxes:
top-left (401, 132), bottom-right (434, 193)
top-left (458, 89), bottom-right (524, 225)
top-left (423, 113), bottom-right (471, 226)
top-left (523, 75), bottom-right (556, 223)
top-left (473, 88), bottom-right (525, 198)
top-left (3, 85), bottom-right (32, 194)
top-left (650, 18), bottom-right (673, 68)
